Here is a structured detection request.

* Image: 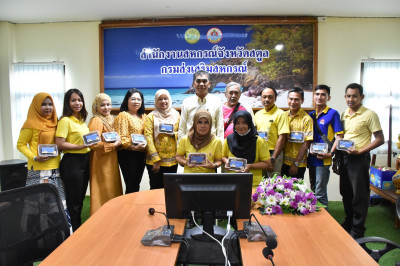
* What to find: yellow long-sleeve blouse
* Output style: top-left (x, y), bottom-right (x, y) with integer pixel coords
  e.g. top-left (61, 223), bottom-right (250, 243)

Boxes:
top-left (144, 113), bottom-right (180, 167)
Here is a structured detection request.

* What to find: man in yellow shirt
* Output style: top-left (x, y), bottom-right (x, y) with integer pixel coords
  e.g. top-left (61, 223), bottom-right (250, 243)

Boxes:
top-left (254, 86), bottom-right (289, 176)
top-left (282, 87), bottom-right (313, 179)
top-left (338, 83), bottom-right (384, 239)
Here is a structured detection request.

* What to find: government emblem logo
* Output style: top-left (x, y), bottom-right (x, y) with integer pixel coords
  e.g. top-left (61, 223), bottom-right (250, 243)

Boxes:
top-left (185, 28), bottom-right (200, 44)
top-left (206, 27), bottom-right (222, 44)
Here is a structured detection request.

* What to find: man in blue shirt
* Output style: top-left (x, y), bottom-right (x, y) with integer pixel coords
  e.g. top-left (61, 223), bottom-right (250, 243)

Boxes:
top-left (308, 85), bottom-right (343, 209)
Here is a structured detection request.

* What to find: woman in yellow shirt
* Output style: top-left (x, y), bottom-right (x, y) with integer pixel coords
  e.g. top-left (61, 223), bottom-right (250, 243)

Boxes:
top-left (56, 89), bottom-right (91, 231)
top-left (176, 110), bottom-right (222, 173)
top-left (88, 93), bottom-right (122, 215)
top-left (222, 110), bottom-right (271, 187)
top-left (144, 89), bottom-right (180, 189)
top-left (114, 89), bottom-right (147, 194)
top-left (16, 92), bottom-right (66, 206)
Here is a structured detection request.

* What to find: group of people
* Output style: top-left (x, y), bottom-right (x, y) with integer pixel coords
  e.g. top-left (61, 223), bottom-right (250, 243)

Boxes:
top-left (17, 70), bottom-right (384, 239)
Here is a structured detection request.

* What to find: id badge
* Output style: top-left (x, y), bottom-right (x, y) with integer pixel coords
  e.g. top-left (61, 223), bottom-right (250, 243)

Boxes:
top-left (40, 170), bottom-right (51, 183)
top-left (288, 131), bottom-right (304, 143)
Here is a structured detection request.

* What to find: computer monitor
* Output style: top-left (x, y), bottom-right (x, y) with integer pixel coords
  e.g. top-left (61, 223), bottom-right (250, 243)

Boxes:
top-left (163, 173), bottom-right (253, 241)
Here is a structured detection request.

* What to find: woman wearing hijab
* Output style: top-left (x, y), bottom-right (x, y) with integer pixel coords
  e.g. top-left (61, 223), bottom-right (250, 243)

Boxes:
top-left (176, 110), bottom-right (222, 173)
top-left (88, 93), bottom-right (122, 215)
top-left (144, 89), bottom-right (180, 189)
top-left (17, 92), bottom-right (66, 205)
top-left (222, 110), bottom-right (271, 187)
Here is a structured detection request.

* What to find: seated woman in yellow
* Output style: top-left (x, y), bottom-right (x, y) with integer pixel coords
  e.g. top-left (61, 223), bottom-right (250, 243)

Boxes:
top-left (222, 110), bottom-right (271, 187)
top-left (176, 110), bottom-right (222, 173)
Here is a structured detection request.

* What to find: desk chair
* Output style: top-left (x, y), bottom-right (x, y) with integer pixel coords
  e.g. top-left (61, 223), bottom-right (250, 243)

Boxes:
top-left (356, 195), bottom-right (400, 264)
top-left (0, 183), bottom-right (70, 266)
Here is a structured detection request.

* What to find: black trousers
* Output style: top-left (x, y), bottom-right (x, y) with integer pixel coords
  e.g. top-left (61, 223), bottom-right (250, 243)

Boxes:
top-left (118, 149), bottom-right (145, 194)
top-left (59, 153), bottom-right (90, 232)
top-left (281, 163), bottom-right (306, 179)
top-left (339, 152), bottom-right (371, 236)
top-left (146, 164), bottom-right (178, 190)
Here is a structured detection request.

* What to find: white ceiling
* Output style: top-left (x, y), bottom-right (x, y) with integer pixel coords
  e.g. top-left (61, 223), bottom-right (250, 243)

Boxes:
top-left (0, 0), bottom-right (399, 24)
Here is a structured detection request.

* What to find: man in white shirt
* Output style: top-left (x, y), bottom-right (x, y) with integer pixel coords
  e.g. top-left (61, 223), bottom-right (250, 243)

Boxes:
top-left (178, 70), bottom-right (224, 141)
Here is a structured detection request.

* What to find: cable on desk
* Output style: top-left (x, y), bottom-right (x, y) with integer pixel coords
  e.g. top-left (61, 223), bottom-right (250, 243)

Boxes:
top-left (172, 234), bottom-right (190, 265)
top-left (190, 211), bottom-right (231, 266)
top-left (227, 231), bottom-right (241, 262)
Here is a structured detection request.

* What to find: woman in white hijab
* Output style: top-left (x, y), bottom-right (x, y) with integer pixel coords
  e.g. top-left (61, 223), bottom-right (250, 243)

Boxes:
top-left (144, 89), bottom-right (180, 189)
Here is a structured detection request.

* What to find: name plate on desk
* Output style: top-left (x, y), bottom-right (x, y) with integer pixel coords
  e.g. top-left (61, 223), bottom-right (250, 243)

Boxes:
top-left (288, 131), bottom-right (304, 143)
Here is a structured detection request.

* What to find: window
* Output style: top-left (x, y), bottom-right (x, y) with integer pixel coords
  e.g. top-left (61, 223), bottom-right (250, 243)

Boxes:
top-left (361, 60), bottom-right (400, 159)
top-left (11, 62), bottom-right (65, 159)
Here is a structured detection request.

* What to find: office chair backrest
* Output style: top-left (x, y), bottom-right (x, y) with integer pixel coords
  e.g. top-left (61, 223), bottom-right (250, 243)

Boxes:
top-left (0, 183), bottom-right (70, 266)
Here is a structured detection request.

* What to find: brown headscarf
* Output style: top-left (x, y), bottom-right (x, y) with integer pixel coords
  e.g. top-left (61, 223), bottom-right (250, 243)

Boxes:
top-left (92, 93), bottom-right (114, 132)
top-left (21, 92), bottom-right (58, 144)
top-left (188, 110), bottom-right (214, 151)
top-left (152, 89), bottom-right (180, 139)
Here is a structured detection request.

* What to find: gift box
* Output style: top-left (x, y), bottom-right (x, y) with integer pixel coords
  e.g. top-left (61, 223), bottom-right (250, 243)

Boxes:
top-left (370, 166), bottom-right (396, 190)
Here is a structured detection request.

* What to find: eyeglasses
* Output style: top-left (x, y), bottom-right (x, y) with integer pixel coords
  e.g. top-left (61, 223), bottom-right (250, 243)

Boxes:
top-left (195, 79), bottom-right (209, 84)
top-left (130, 97), bottom-right (142, 102)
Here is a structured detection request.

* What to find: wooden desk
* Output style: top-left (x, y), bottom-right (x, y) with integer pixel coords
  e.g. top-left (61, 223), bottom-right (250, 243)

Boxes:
top-left (370, 184), bottom-right (399, 228)
top-left (42, 189), bottom-right (377, 265)
top-left (238, 208), bottom-right (377, 265)
top-left (41, 189), bottom-right (186, 266)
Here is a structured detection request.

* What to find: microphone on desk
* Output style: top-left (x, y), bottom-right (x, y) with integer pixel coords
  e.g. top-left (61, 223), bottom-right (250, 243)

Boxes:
top-left (248, 213), bottom-right (278, 262)
top-left (148, 208), bottom-right (171, 229)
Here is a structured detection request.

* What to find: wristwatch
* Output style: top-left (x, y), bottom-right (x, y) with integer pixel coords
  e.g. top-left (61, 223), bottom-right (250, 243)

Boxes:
top-left (270, 157), bottom-right (275, 164)
top-left (294, 161), bottom-right (300, 167)
top-left (213, 163), bottom-right (218, 169)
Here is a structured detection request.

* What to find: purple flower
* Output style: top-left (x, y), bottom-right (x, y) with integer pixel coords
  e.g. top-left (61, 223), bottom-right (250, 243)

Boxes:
top-left (290, 201), bottom-right (298, 209)
top-left (256, 186), bottom-right (264, 194)
top-left (274, 205), bottom-right (283, 214)
top-left (284, 181), bottom-right (293, 189)
top-left (252, 193), bottom-right (259, 202)
top-left (266, 189), bottom-right (276, 196)
top-left (300, 208), bottom-right (310, 215)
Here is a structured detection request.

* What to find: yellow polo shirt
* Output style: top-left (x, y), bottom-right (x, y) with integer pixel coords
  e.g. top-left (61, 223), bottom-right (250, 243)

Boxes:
top-left (222, 136), bottom-right (270, 187)
top-left (341, 105), bottom-right (382, 150)
top-left (56, 116), bottom-right (90, 154)
top-left (254, 105), bottom-right (290, 151)
top-left (177, 136), bottom-right (222, 173)
top-left (283, 108), bottom-right (313, 167)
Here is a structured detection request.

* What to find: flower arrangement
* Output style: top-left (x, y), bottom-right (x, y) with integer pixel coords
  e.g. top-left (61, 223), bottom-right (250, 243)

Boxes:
top-left (252, 174), bottom-right (320, 215)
